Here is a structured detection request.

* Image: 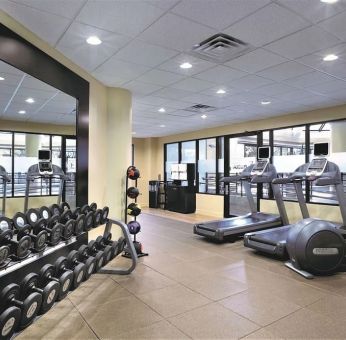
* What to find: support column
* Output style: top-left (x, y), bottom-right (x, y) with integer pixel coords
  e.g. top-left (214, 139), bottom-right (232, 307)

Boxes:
top-left (331, 122), bottom-right (346, 153)
top-left (25, 134), bottom-right (40, 157)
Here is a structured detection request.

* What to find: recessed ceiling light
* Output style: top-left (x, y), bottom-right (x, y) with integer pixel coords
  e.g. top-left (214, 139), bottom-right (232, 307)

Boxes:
top-left (323, 54), bottom-right (338, 61)
top-left (320, 0), bottom-right (338, 3)
top-left (180, 62), bottom-right (192, 69)
top-left (201, 114), bottom-right (207, 119)
top-left (216, 89), bottom-right (226, 94)
top-left (86, 35), bottom-right (102, 45)
top-left (261, 101), bottom-right (271, 105)
top-left (0, 76), bottom-right (5, 81)
top-left (25, 98), bottom-right (35, 104)
top-left (158, 107), bottom-right (166, 113)
top-left (18, 110), bottom-right (26, 114)
top-left (159, 124), bottom-right (166, 128)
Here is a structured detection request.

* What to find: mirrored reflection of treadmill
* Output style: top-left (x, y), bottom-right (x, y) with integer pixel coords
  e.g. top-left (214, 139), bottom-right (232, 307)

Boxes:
top-left (193, 147), bottom-right (288, 241)
top-left (244, 143), bottom-right (339, 257)
top-left (0, 165), bottom-right (11, 216)
top-left (24, 150), bottom-right (66, 212)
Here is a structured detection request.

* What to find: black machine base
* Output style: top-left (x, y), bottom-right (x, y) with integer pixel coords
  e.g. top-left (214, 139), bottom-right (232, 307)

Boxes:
top-left (122, 241), bottom-right (149, 258)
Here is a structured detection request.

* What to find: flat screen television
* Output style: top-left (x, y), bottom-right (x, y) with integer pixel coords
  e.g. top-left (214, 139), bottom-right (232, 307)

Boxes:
top-left (38, 149), bottom-right (51, 160)
top-left (258, 146), bottom-right (270, 159)
top-left (314, 142), bottom-right (329, 156)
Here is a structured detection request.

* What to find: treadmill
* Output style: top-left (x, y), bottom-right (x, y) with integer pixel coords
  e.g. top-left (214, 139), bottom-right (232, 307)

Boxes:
top-left (244, 142), bottom-right (344, 257)
top-left (193, 147), bottom-right (288, 241)
top-left (0, 165), bottom-right (10, 216)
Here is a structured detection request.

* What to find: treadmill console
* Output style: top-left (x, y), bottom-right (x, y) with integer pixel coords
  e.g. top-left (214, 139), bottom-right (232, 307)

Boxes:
top-left (251, 160), bottom-right (269, 176)
top-left (306, 158), bottom-right (328, 177)
top-left (38, 149), bottom-right (53, 176)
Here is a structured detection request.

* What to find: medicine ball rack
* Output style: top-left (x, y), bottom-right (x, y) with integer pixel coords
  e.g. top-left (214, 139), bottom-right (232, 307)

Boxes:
top-left (124, 166), bottom-right (148, 258)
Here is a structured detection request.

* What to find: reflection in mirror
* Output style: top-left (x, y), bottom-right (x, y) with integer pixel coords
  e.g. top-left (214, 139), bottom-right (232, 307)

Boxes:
top-left (0, 60), bottom-right (77, 208)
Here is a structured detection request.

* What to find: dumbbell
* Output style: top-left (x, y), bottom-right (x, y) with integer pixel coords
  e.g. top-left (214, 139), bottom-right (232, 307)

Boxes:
top-left (101, 232), bottom-right (120, 258)
top-left (62, 253), bottom-right (86, 289)
top-left (58, 208), bottom-right (84, 237)
top-left (117, 236), bottom-right (126, 256)
top-left (20, 273), bottom-right (60, 314)
top-left (73, 207), bottom-right (93, 232)
top-left (0, 284), bottom-right (42, 331)
top-left (94, 236), bottom-right (114, 264)
top-left (49, 203), bottom-right (62, 217)
top-left (76, 245), bottom-right (97, 280)
top-left (86, 241), bottom-right (106, 272)
top-left (1, 216), bottom-right (31, 260)
top-left (60, 202), bottom-right (70, 212)
top-left (19, 210), bottom-right (61, 246)
top-left (39, 260), bottom-right (73, 301)
top-left (100, 206), bottom-right (109, 224)
top-left (81, 203), bottom-right (102, 228)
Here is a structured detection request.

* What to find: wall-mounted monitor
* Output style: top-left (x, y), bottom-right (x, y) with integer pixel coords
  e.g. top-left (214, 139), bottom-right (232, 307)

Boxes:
top-left (314, 142), bottom-right (329, 157)
top-left (38, 149), bottom-right (51, 160)
top-left (258, 146), bottom-right (270, 160)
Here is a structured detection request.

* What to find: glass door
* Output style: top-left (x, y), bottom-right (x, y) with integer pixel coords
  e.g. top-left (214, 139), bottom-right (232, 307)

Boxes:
top-left (224, 132), bottom-right (259, 217)
top-left (62, 137), bottom-right (76, 209)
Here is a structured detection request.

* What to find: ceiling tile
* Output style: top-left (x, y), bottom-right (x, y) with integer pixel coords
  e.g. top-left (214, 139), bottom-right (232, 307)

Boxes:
top-left (0, 0), bottom-right (70, 45)
top-left (0, 73), bottom-right (23, 87)
top-left (229, 75), bottom-right (274, 91)
top-left (319, 10), bottom-right (346, 41)
top-left (21, 76), bottom-right (57, 92)
top-left (152, 87), bottom-right (194, 100)
top-left (144, 0), bottom-right (180, 11)
top-left (283, 71), bottom-right (337, 88)
top-left (171, 0), bottom-right (270, 30)
top-left (181, 93), bottom-right (215, 105)
top-left (76, 0), bottom-right (165, 37)
top-left (11, 0), bottom-right (85, 19)
top-left (57, 22), bottom-right (130, 71)
top-left (113, 40), bottom-right (178, 68)
top-left (265, 26), bottom-right (341, 60)
top-left (123, 80), bottom-right (162, 96)
top-left (136, 69), bottom-right (185, 86)
top-left (257, 61), bottom-right (314, 81)
top-left (194, 65), bottom-right (247, 83)
top-left (158, 54), bottom-right (216, 76)
top-left (159, 99), bottom-right (191, 109)
top-left (135, 96), bottom-right (169, 106)
top-left (253, 82), bottom-right (298, 96)
top-left (225, 48), bottom-right (288, 73)
top-left (308, 79), bottom-right (346, 95)
top-left (138, 13), bottom-right (216, 51)
top-left (224, 3), bottom-right (310, 47)
top-left (170, 77), bottom-right (214, 92)
top-left (93, 57), bottom-right (150, 86)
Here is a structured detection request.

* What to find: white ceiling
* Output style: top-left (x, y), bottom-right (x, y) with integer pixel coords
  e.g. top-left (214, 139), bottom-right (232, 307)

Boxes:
top-left (1, 0), bottom-right (346, 137)
top-left (0, 60), bottom-right (76, 125)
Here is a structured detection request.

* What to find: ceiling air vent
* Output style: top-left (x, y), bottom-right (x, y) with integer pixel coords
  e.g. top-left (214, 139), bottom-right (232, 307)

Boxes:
top-left (184, 104), bottom-right (217, 113)
top-left (191, 33), bottom-right (254, 63)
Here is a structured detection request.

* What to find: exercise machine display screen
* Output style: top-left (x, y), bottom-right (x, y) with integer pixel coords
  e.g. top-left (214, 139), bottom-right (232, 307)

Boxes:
top-left (258, 146), bottom-right (270, 160)
top-left (38, 149), bottom-right (51, 160)
top-left (306, 158), bottom-right (328, 177)
top-left (251, 160), bottom-right (269, 176)
top-left (314, 142), bottom-right (329, 156)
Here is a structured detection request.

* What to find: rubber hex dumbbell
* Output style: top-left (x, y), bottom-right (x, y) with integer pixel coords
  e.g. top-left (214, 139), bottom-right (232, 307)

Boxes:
top-left (20, 273), bottom-right (60, 314)
top-left (0, 217), bottom-right (13, 268)
top-left (42, 214), bottom-right (64, 244)
top-left (39, 261), bottom-right (73, 301)
top-left (59, 202), bottom-right (70, 212)
top-left (63, 253), bottom-right (86, 289)
top-left (2, 216), bottom-right (31, 260)
top-left (22, 210), bottom-right (61, 246)
top-left (76, 245), bottom-right (97, 280)
top-left (81, 203), bottom-right (99, 228)
top-left (39, 206), bottom-right (52, 221)
top-left (0, 284), bottom-right (42, 331)
top-left (100, 231), bottom-right (119, 259)
top-left (100, 206), bottom-right (109, 224)
top-left (86, 241), bottom-right (106, 272)
top-left (94, 236), bottom-right (115, 264)
top-left (49, 203), bottom-right (62, 217)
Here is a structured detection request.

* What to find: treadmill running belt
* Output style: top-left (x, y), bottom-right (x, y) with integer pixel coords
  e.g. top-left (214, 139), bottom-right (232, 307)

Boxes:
top-left (249, 226), bottom-right (290, 246)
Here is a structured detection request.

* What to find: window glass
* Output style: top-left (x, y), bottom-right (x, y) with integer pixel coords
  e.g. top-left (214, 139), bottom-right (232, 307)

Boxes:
top-left (309, 121), bottom-right (346, 204)
top-left (273, 126), bottom-right (306, 201)
top-left (0, 132), bottom-right (12, 197)
top-left (51, 136), bottom-right (62, 195)
top-left (198, 138), bottom-right (216, 193)
top-left (218, 137), bottom-right (224, 194)
top-left (181, 141), bottom-right (195, 163)
top-left (165, 143), bottom-right (179, 181)
top-left (65, 138), bottom-right (76, 208)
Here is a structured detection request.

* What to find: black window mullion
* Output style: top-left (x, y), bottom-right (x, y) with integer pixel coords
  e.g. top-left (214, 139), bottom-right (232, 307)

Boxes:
top-left (11, 132), bottom-right (14, 197)
top-left (215, 137), bottom-right (220, 195)
top-left (305, 124), bottom-right (310, 203)
top-left (49, 135), bottom-right (52, 196)
top-left (196, 140), bottom-right (199, 192)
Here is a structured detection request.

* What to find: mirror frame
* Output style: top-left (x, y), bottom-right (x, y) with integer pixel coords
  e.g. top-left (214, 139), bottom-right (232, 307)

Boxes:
top-left (0, 23), bottom-right (89, 206)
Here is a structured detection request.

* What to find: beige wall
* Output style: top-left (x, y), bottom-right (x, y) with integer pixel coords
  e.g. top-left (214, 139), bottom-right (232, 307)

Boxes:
top-left (0, 11), bottom-right (131, 240)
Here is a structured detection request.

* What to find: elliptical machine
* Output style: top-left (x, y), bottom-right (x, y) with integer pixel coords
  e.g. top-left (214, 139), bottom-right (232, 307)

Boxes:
top-left (285, 143), bottom-right (346, 279)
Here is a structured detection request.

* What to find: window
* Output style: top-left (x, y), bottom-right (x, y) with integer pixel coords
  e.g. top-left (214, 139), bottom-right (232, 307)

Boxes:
top-left (273, 126), bottom-right (306, 201)
top-left (0, 132), bottom-right (12, 197)
top-left (181, 141), bottom-right (196, 163)
top-left (198, 138), bottom-right (216, 193)
top-left (218, 137), bottom-right (224, 194)
top-left (165, 143), bottom-right (179, 181)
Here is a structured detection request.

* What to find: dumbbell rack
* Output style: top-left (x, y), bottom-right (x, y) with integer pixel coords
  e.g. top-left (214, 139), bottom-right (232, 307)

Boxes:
top-left (124, 166), bottom-right (148, 258)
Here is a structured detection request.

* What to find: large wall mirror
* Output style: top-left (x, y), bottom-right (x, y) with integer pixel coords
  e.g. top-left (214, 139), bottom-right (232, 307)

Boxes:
top-left (0, 23), bottom-right (89, 210)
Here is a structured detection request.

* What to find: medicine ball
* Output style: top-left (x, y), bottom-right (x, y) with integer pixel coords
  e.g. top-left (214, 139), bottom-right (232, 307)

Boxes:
top-left (127, 221), bottom-right (141, 235)
top-left (127, 187), bottom-right (139, 199)
top-left (127, 166), bottom-right (140, 180)
top-left (127, 203), bottom-right (141, 217)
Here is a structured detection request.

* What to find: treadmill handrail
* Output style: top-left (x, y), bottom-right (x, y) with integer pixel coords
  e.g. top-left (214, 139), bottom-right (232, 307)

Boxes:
top-left (251, 174), bottom-right (274, 183)
top-left (220, 175), bottom-right (250, 183)
top-left (0, 174), bottom-right (11, 182)
top-left (272, 175), bottom-right (305, 184)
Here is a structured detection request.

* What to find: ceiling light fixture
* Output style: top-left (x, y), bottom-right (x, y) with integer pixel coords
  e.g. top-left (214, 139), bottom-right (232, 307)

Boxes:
top-left (0, 76), bottom-right (5, 81)
top-left (320, 0), bottom-right (339, 3)
top-left (201, 114), bottom-right (207, 119)
top-left (180, 62), bottom-right (192, 69)
top-left (159, 124), bottom-right (165, 127)
top-left (158, 107), bottom-right (166, 113)
top-left (261, 100), bottom-right (271, 105)
top-left (18, 110), bottom-right (26, 114)
top-left (25, 98), bottom-right (35, 104)
top-left (216, 89), bottom-right (226, 94)
top-left (323, 54), bottom-right (338, 61)
top-left (86, 35), bottom-right (102, 45)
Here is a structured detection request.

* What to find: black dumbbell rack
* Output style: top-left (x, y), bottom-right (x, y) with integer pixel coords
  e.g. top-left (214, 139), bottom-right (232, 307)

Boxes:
top-left (124, 166), bottom-right (148, 258)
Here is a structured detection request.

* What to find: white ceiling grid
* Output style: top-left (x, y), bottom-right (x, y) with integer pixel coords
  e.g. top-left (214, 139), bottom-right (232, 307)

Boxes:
top-left (0, 0), bottom-right (345, 137)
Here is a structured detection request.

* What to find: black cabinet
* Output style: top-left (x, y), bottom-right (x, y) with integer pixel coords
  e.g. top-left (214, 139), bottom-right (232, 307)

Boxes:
top-left (166, 184), bottom-right (196, 214)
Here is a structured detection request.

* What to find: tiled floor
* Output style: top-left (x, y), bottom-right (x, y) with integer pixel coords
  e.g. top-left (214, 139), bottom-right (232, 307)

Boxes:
top-left (18, 212), bottom-right (346, 339)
